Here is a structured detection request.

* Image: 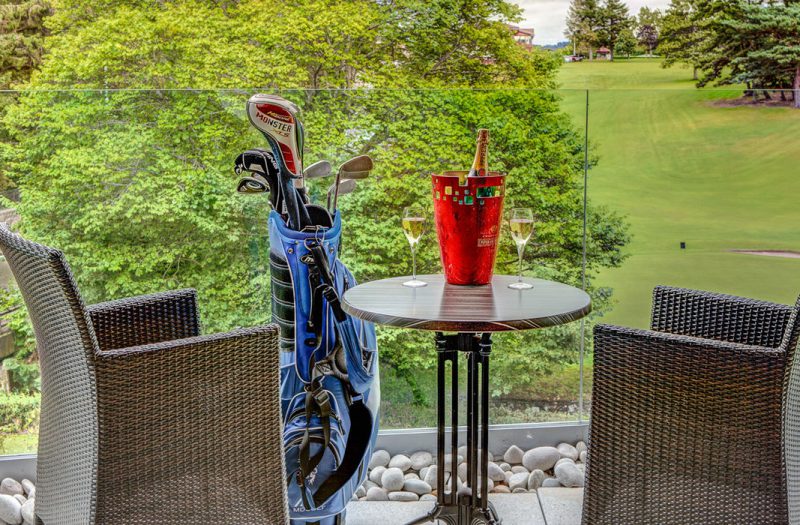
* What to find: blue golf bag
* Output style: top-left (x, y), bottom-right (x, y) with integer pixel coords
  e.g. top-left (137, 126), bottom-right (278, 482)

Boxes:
top-left (268, 209), bottom-right (380, 525)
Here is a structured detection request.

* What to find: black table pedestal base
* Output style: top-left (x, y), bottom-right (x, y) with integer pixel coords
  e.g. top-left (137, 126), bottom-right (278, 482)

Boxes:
top-left (405, 332), bottom-right (500, 525)
top-left (404, 500), bottom-right (500, 525)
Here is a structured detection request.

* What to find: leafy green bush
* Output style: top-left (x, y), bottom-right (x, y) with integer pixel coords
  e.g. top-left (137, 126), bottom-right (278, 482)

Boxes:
top-left (0, 285), bottom-right (40, 393)
top-left (0, 393), bottom-right (40, 434)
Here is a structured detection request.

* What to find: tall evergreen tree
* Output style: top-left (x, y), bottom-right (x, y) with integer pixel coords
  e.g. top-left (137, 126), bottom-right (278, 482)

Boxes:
top-left (697, 0), bottom-right (800, 107)
top-left (659, 0), bottom-right (705, 80)
top-left (597, 0), bottom-right (632, 60)
top-left (565, 0), bottom-right (601, 59)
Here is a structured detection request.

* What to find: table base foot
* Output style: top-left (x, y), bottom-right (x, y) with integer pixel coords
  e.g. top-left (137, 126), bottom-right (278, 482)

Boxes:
top-left (403, 502), bottom-right (501, 525)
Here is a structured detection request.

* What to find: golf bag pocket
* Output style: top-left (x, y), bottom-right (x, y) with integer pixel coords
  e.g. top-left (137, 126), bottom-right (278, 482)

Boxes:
top-left (332, 258), bottom-right (377, 393)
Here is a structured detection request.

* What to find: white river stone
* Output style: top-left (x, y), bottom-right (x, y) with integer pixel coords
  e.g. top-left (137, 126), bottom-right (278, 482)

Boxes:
top-left (522, 447), bottom-right (561, 472)
top-left (503, 445), bottom-right (524, 464)
top-left (369, 466), bottom-right (386, 486)
top-left (389, 454), bottom-right (412, 472)
top-left (528, 469), bottom-right (546, 490)
top-left (369, 450), bottom-right (391, 469)
top-left (0, 494), bottom-right (22, 525)
top-left (410, 451), bottom-right (433, 471)
top-left (508, 472), bottom-right (529, 491)
top-left (382, 467), bottom-right (406, 492)
top-left (21, 498), bottom-right (34, 525)
top-left (554, 461), bottom-right (585, 488)
top-left (557, 442), bottom-right (579, 461)
top-left (0, 480), bottom-right (22, 497)
top-left (366, 487), bottom-right (388, 501)
top-left (488, 462), bottom-right (506, 482)
top-left (404, 479), bottom-right (432, 495)
top-left (388, 491), bottom-right (419, 502)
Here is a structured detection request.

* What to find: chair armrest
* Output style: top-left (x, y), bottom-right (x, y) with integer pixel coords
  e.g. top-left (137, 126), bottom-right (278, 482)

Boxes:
top-left (650, 285), bottom-right (793, 347)
top-left (87, 289), bottom-right (200, 351)
top-left (93, 324), bottom-right (290, 523)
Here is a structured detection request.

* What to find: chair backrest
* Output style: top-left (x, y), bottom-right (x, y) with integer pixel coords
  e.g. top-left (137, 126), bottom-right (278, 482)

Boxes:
top-left (0, 224), bottom-right (99, 524)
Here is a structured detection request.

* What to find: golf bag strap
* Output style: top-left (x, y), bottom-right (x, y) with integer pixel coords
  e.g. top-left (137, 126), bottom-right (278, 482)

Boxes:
top-left (312, 397), bottom-right (373, 506)
top-left (299, 381), bottom-right (332, 482)
top-left (308, 270), bottom-right (325, 345)
top-left (307, 243), bottom-right (347, 322)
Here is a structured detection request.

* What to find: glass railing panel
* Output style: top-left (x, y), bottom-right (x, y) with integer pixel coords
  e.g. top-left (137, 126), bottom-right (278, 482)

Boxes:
top-left (0, 86), bottom-right (590, 452)
top-left (583, 86), bottom-right (800, 417)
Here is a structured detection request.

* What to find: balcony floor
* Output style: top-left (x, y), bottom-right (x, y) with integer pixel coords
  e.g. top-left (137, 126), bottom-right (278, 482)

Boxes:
top-left (346, 488), bottom-right (583, 524)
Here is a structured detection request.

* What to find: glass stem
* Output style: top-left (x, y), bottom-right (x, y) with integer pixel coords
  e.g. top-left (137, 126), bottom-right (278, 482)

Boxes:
top-left (411, 243), bottom-right (418, 281)
top-left (517, 242), bottom-right (525, 283)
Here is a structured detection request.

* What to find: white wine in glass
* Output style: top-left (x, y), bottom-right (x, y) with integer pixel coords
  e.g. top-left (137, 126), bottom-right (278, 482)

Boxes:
top-left (508, 208), bottom-right (534, 290)
top-left (402, 206), bottom-right (427, 288)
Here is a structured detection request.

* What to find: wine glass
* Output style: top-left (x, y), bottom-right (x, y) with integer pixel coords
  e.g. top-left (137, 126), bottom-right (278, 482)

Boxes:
top-left (402, 205), bottom-right (427, 287)
top-left (508, 208), bottom-right (534, 290)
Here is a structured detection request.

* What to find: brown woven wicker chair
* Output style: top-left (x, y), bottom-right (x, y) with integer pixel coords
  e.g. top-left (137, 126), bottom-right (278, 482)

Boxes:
top-left (0, 224), bottom-right (289, 525)
top-left (584, 285), bottom-right (800, 525)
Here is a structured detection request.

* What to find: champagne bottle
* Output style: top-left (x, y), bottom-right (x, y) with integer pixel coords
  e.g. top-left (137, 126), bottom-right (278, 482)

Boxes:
top-left (467, 129), bottom-right (489, 180)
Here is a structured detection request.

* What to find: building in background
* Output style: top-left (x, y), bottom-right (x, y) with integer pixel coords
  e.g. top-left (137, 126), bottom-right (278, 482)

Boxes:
top-left (508, 25), bottom-right (535, 49)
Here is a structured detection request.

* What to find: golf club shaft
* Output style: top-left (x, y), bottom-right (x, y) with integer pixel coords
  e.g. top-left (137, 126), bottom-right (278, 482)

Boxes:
top-left (331, 170), bottom-right (342, 213)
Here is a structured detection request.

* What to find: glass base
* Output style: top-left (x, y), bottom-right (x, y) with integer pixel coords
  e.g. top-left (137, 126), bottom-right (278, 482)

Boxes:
top-left (403, 279), bottom-right (428, 288)
top-left (508, 280), bottom-right (534, 290)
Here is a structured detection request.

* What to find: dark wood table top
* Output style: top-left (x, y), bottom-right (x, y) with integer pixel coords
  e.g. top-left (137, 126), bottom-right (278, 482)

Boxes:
top-left (342, 274), bottom-right (591, 332)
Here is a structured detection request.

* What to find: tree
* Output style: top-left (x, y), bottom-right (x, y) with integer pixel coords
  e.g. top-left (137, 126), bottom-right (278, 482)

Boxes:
top-left (597, 0), bottom-right (632, 61)
top-left (695, 0), bottom-right (800, 107)
top-left (0, 1), bottom-right (50, 191)
top-left (565, 0), bottom-right (601, 59)
top-left (636, 6), bottom-right (661, 56)
top-left (2, 0), bottom-right (628, 403)
top-left (0, 1), bottom-right (50, 88)
top-left (659, 0), bottom-right (704, 80)
top-left (614, 27), bottom-right (637, 58)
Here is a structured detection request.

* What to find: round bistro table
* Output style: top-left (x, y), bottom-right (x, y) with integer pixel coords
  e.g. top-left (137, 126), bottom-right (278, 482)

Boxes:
top-left (342, 274), bottom-right (591, 525)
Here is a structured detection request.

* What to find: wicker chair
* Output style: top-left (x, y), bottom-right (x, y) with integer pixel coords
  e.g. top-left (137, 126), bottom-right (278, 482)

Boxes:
top-left (583, 285), bottom-right (800, 525)
top-left (0, 224), bottom-right (289, 525)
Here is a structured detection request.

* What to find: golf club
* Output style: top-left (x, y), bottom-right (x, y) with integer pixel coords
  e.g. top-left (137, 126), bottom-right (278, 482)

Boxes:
top-left (246, 94), bottom-right (304, 179)
top-left (327, 178), bottom-right (357, 212)
top-left (234, 149), bottom-right (283, 213)
top-left (237, 176), bottom-right (269, 194)
top-left (263, 133), bottom-right (311, 231)
top-left (303, 160), bottom-right (332, 180)
top-left (332, 155), bottom-right (373, 212)
top-left (338, 169), bottom-right (370, 180)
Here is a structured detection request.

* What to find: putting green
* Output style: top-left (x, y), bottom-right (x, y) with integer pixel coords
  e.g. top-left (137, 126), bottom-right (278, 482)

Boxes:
top-left (558, 59), bottom-right (800, 327)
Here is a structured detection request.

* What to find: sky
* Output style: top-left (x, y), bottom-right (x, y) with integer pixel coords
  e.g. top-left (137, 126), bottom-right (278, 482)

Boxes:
top-left (516, 0), bottom-right (672, 45)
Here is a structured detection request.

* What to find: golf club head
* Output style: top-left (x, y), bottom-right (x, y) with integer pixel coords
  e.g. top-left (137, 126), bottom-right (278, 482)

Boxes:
top-left (237, 176), bottom-right (269, 194)
top-left (235, 149), bottom-right (280, 177)
top-left (339, 155), bottom-right (373, 174)
top-left (246, 94), bottom-right (304, 177)
top-left (234, 149), bottom-right (282, 211)
top-left (337, 178), bottom-right (357, 196)
top-left (340, 169), bottom-right (370, 180)
top-left (303, 160), bottom-right (332, 179)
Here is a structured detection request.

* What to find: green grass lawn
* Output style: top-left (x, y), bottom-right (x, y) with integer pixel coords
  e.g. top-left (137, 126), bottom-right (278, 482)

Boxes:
top-left (558, 58), bottom-right (800, 327)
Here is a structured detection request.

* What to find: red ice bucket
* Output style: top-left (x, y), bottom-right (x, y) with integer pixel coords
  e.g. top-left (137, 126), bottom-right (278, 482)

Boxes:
top-left (432, 170), bottom-right (506, 285)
